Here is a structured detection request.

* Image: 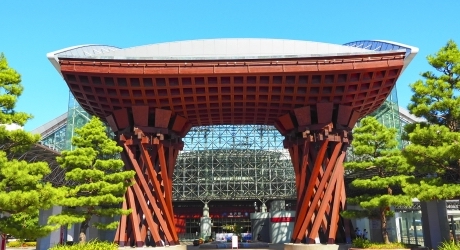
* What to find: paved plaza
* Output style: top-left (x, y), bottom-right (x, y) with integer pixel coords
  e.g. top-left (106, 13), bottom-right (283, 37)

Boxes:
top-left (5, 242), bottom-right (287, 250)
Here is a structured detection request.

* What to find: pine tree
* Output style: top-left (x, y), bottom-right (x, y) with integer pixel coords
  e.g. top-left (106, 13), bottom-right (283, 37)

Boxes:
top-left (48, 117), bottom-right (135, 243)
top-left (342, 117), bottom-right (413, 244)
top-left (402, 40), bottom-right (460, 200)
top-left (0, 211), bottom-right (49, 243)
top-left (0, 53), bottom-right (60, 241)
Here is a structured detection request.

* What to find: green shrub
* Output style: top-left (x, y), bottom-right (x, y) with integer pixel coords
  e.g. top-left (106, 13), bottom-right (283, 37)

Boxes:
top-left (25, 241), bottom-right (37, 247)
top-left (352, 238), bottom-right (373, 248)
top-left (49, 240), bottom-right (118, 250)
top-left (352, 238), bottom-right (406, 249)
top-left (7, 241), bottom-right (22, 248)
top-left (439, 241), bottom-right (460, 250)
top-left (5, 240), bottom-right (36, 248)
top-left (366, 242), bottom-right (406, 249)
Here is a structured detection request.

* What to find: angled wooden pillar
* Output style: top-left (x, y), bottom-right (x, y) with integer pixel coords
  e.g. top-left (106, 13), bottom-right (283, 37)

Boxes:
top-left (276, 104), bottom-right (359, 244)
top-left (107, 107), bottom-right (191, 247)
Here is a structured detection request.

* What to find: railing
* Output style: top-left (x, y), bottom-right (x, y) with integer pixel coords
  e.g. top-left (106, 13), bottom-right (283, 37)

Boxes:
top-left (60, 52), bottom-right (405, 68)
top-left (400, 236), bottom-right (424, 246)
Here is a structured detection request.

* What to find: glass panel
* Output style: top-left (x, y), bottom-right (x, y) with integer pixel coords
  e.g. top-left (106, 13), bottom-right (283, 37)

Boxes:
top-left (173, 125), bottom-right (295, 200)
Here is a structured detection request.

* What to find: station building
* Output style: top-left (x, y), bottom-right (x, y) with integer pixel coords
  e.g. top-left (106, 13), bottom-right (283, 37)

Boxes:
top-left (37, 39), bottom-right (419, 246)
top-left (34, 94), bottom-right (412, 244)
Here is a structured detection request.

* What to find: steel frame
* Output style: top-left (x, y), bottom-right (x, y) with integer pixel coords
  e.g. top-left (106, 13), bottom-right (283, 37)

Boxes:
top-left (65, 94), bottom-right (92, 150)
top-left (173, 125), bottom-right (295, 201)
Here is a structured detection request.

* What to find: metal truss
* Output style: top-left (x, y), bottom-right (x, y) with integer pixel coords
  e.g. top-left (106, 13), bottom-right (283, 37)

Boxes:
top-left (29, 94), bottom-right (91, 186)
top-left (33, 113), bottom-right (68, 152)
top-left (345, 91), bottom-right (402, 180)
top-left (369, 89), bottom-right (403, 147)
top-left (173, 125), bottom-right (296, 201)
top-left (65, 94), bottom-right (92, 150)
top-left (40, 126), bottom-right (66, 152)
top-left (51, 98), bottom-right (291, 202)
top-left (2, 143), bottom-right (72, 186)
top-left (42, 92), bottom-right (404, 197)
top-left (42, 108), bottom-right (296, 201)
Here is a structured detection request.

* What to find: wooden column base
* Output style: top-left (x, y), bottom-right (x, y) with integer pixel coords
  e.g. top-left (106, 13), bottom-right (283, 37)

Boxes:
top-left (285, 134), bottom-right (348, 244)
top-left (275, 104), bottom-right (358, 244)
top-left (106, 107), bottom-right (191, 247)
top-left (113, 131), bottom-right (183, 246)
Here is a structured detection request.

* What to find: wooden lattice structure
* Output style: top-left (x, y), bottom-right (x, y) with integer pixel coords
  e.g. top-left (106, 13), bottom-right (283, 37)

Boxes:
top-left (49, 39), bottom-right (411, 246)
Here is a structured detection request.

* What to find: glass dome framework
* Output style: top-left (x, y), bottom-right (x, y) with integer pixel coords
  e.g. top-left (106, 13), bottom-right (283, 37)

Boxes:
top-left (173, 125), bottom-right (295, 201)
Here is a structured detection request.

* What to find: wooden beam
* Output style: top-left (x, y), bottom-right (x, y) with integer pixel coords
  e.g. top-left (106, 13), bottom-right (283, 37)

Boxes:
top-left (126, 187), bottom-right (143, 247)
top-left (328, 155), bottom-right (345, 243)
top-left (300, 142), bottom-right (342, 242)
top-left (139, 143), bottom-right (179, 244)
top-left (122, 143), bottom-right (176, 245)
top-left (307, 160), bottom-right (344, 242)
top-left (131, 183), bottom-right (162, 245)
top-left (114, 199), bottom-right (128, 246)
top-left (291, 139), bottom-right (329, 243)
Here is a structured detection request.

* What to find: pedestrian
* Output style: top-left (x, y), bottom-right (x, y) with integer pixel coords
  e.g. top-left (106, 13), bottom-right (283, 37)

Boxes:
top-left (147, 229), bottom-right (152, 246)
top-left (355, 228), bottom-right (362, 239)
top-left (363, 229), bottom-right (368, 240)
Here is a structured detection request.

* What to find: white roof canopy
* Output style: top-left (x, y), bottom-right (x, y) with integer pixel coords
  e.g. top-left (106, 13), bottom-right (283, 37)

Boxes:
top-left (47, 38), bottom-right (417, 74)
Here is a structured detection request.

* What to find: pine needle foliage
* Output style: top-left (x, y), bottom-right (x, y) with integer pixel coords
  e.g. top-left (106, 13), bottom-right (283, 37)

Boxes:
top-left (342, 117), bottom-right (413, 244)
top-left (48, 117), bottom-right (135, 243)
top-left (0, 53), bottom-right (61, 240)
top-left (0, 53), bottom-right (31, 127)
top-left (402, 40), bottom-right (460, 200)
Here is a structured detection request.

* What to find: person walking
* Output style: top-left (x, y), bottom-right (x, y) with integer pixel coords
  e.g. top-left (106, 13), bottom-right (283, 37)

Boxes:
top-left (355, 228), bottom-right (362, 239)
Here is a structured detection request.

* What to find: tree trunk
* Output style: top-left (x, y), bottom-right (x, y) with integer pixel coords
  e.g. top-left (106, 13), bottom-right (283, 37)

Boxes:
top-left (381, 209), bottom-right (390, 244)
top-left (79, 219), bottom-right (90, 244)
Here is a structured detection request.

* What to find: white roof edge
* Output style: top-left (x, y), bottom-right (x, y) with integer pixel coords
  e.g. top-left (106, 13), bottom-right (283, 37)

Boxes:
top-left (52, 39), bottom-right (405, 61)
top-left (374, 40), bottom-right (419, 73)
top-left (114, 38), bottom-right (351, 50)
top-left (398, 106), bottom-right (426, 123)
top-left (47, 54), bottom-right (63, 77)
top-left (47, 45), bottom-right (96, 74)
top-left (48, 39), bottom-right (414, 75)
top-left (129, 37), bottom-right (363, 48)
top-left (47, 44), bottom-right (121, 76)
top-left (31, 112), bottom-right (68, 135)
top-left (47, 44), bottom-right (102, 57)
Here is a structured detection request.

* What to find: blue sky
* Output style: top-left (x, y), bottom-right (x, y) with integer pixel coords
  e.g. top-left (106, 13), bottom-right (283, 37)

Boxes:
top-left (1, 1), bottom-right (459, 131)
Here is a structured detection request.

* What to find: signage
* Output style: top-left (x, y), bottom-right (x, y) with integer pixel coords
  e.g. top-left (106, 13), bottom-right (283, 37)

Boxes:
top-left (270, 216), bottom-right (295, 223)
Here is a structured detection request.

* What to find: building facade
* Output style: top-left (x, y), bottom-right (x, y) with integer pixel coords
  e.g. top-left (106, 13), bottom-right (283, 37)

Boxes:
top-left (43, 38), bottom-right (418, 245)
top-left (35, 96), bottom-right (419, 243)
